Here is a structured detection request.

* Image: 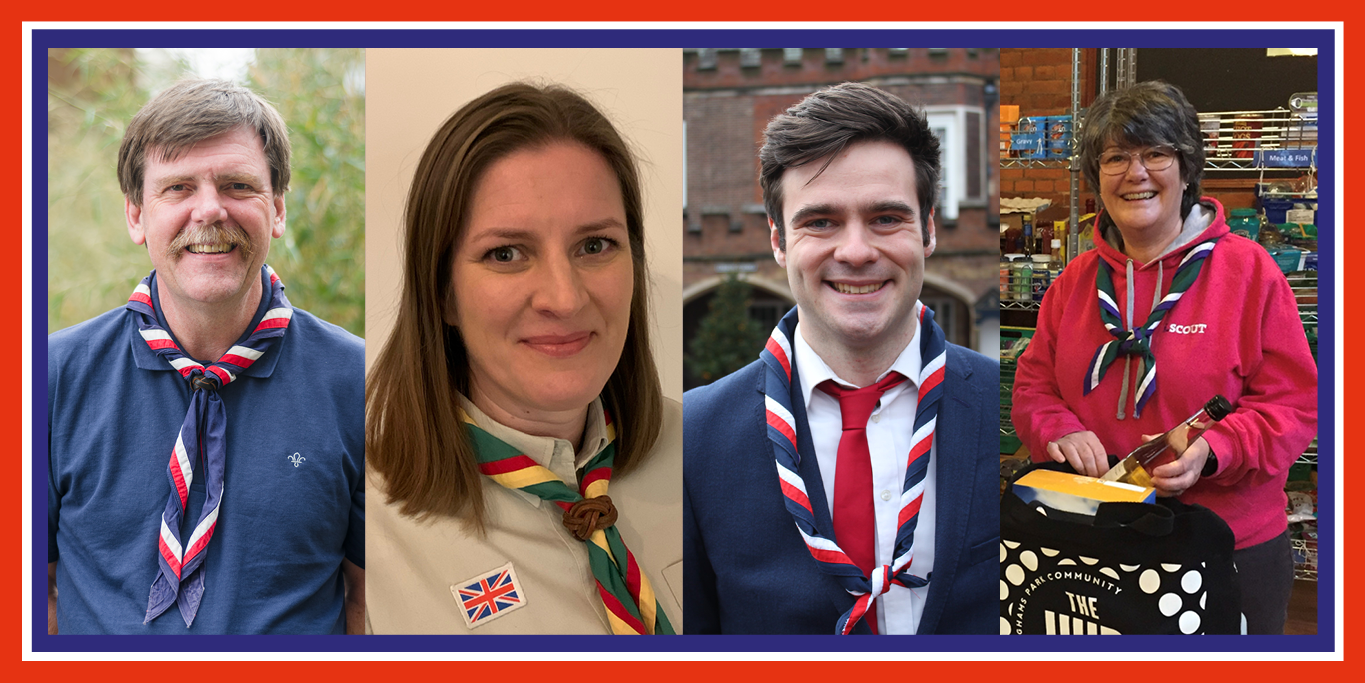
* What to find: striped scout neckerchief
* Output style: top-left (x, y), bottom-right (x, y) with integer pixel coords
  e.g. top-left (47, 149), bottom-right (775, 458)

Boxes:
top-left (761, 302), bottom-right (946, 635)
top-left (1083, 237), bottom-right (1218, 419)
top-left (127, 265), bottom-right (293, 627)
top-left (463, 409), bottom-right (676, 635)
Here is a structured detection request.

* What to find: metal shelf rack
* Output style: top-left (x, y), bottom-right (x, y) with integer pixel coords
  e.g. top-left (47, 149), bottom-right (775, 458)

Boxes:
top-left (1000, 299), bottom-right (1041, 312)
top-left (1291, 536), bottom-right (1318, 582)
top-left (999, 157), bottom-right (1070, 170)
top-left (1198, 108), bottom-right (1318, 174)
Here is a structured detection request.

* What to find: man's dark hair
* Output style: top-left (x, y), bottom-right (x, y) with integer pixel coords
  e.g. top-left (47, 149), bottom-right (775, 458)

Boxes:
top-left (1077, 80), bottom-right (1206, 221)
top-left (759, 82), bottom-right (940, 250)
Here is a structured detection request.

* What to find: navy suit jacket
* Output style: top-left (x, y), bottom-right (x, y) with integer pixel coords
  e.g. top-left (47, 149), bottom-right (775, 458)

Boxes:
top-left (683, 343), bottom-right (1000, 634)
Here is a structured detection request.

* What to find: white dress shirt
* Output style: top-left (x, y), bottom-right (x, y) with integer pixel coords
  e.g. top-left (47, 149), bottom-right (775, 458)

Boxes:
top-left (793, 317), bottom-right (937, 635)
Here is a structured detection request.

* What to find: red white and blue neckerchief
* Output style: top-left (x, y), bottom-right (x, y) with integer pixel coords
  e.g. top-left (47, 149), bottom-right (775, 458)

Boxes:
top-left (127, 265), bottom-right (293, 627)
top-left (761, 302), bottom-right (946, 635)
top-left (1084, 237), bottom-right (1218, 418)
top-left (456, 565), bottom-right (525, 628)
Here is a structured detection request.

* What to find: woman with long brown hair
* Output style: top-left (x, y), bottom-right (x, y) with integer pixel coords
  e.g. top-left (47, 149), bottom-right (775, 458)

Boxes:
top-left (365, 82), bottom-right (680, 635)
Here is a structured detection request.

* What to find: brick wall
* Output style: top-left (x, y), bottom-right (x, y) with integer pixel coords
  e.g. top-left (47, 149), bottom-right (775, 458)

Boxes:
top-left (685, 48), bottom-right (1000, 302)
top-left (1000, 48), bottom-right (1088, 227)
top-left (1001, 48), bottom-right (1265, 228)
top-left (1000, 48), bottom-right (1080, 116)
top-left (685, 92), bottom-right (767, 259)
top-left (685, 48), bottom-right (998, 91)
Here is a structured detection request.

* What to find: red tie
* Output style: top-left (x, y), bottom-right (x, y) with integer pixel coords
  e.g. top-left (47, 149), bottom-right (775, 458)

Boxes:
top-left (818, 373), bottom-right (907, 635)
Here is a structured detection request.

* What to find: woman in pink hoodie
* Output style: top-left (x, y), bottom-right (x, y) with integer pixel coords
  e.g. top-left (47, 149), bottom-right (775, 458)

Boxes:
top-left (1011, 81), bottom-right (1318, 634)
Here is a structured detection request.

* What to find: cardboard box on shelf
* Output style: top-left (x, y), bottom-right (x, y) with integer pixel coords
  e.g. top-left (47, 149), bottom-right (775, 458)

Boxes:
top-left (1001, 212), bottom-right (1024, 235)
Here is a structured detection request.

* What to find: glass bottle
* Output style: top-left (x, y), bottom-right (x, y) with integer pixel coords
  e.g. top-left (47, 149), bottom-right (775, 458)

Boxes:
top-left (1002, 224), bottom-right (1019, 254)
top-left (1101, 395), bottom-right (1233, 488)
top-left (1013, 258), bottom-right (1032, 302)
top-left (1035, 220), bottom-right (1053, 257)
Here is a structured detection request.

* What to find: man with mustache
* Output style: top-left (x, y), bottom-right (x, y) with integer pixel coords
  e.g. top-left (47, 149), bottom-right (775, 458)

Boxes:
top-left (47, 80), bottom-right (365, 634)
top-left (683, 83), bottom-right (999, 634)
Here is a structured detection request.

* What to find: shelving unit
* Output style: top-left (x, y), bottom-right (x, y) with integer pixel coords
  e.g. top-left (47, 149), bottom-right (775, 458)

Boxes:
top-left (1291, 537), bottom-right (1317, 582)
top-left (1202, 110), bottom-right (1319, 579)
top-left (998, 327), bottom-right (1034, 458)
top-left (998, 156), bottom-right (1068, 170)
top-left (1198, 108), bottom-right (1318, 175)
top-left (998, 48), bottom-right (1085, 266)
top-left (999, 300), bottom-right (1040, 312)
top-left (1000, 359), bottom-right (1017, 451)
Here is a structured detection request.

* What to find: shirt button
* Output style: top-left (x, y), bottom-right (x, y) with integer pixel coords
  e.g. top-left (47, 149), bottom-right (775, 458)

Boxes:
top-left (880, 490), bottom-right (892, 501)
top-left (871, 413), bottom-right (881, 423)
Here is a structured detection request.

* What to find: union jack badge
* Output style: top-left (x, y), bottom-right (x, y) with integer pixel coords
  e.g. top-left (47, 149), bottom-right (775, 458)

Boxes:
top-left (452, 563), bottom-right (527, 629)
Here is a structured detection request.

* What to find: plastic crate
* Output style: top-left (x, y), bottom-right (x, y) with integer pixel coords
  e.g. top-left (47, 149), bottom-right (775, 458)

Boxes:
top-left (1000, 353), bottom-right (1022, 455)
top-left (1001, 434), bottom-right (1023, 455)
top-left (1260, 198), bottom-right (1295, 224)
top-left (1270, 248), bottom-right (1305, 273)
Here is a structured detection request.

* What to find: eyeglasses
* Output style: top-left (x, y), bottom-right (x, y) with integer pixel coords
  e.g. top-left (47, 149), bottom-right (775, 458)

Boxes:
top-left (1098, 145), bottom-right (1178, 176)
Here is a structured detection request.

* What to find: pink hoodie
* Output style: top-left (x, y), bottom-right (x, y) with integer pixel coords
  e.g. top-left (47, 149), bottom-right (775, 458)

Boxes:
top-left (1012, 198), bottom-right (1318, 550)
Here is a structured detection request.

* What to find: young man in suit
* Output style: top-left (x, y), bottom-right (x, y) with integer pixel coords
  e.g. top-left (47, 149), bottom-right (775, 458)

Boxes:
top-left (683, 82), bottom-right (999, 635)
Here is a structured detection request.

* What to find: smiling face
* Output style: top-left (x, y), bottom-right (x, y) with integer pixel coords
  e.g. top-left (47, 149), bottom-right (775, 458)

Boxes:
top-left (771, 139), bottom-right (935, 359)
top-left (126, 125), bottom-right (285, 316)
top-left (445, 141), bottom-right (634, 421)
top-left (1098, 142), bottom-right (1185, 244)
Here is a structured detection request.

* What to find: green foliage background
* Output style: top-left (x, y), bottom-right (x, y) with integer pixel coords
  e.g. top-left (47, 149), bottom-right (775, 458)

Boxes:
top-left (47, 48), bottom-right (365, 337)
top-left (687, 273), bottom-right (769, 384)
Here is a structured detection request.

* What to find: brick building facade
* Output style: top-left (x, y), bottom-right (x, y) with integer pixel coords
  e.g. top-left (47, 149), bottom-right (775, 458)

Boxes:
top-left (683, 48), bottom-right (1000, 388)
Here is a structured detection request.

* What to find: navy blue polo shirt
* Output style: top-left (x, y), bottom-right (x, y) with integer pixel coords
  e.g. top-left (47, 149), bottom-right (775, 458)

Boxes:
top-left (47, 271), bottom-right (364, 634)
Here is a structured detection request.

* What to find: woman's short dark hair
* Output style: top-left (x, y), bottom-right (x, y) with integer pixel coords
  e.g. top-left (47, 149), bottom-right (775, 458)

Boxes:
top-left (1077, 80), bottom-right (1206, 220)
top-left (759, 81), bottom-right (940, 249)
top-left (366, 82), bottom-right (663, 528)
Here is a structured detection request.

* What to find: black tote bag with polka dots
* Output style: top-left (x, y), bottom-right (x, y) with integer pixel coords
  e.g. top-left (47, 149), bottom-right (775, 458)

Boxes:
top-left (1000, 463), bottom-right (1242, 635)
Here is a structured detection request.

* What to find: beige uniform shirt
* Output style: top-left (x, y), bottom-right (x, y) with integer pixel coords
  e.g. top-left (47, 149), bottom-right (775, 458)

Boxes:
top-left (366, 397), bottom-right (683, 634)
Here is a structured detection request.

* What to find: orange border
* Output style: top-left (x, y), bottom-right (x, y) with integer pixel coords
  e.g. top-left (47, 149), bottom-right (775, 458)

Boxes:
top-left (10, 4), bottom-right (1357, 676)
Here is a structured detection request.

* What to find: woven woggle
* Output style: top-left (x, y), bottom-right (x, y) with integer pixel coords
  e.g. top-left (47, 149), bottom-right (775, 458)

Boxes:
top-left (464, 409), bottom-right (675, 635)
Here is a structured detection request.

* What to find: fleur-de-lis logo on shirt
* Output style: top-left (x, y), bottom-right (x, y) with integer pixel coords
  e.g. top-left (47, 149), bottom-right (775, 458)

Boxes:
top-left (288, 452), bottom-right (306, 468)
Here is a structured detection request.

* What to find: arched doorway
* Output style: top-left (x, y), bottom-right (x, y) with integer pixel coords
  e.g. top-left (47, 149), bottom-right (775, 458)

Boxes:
top-left (682, 275), bottom-right (793, 390)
